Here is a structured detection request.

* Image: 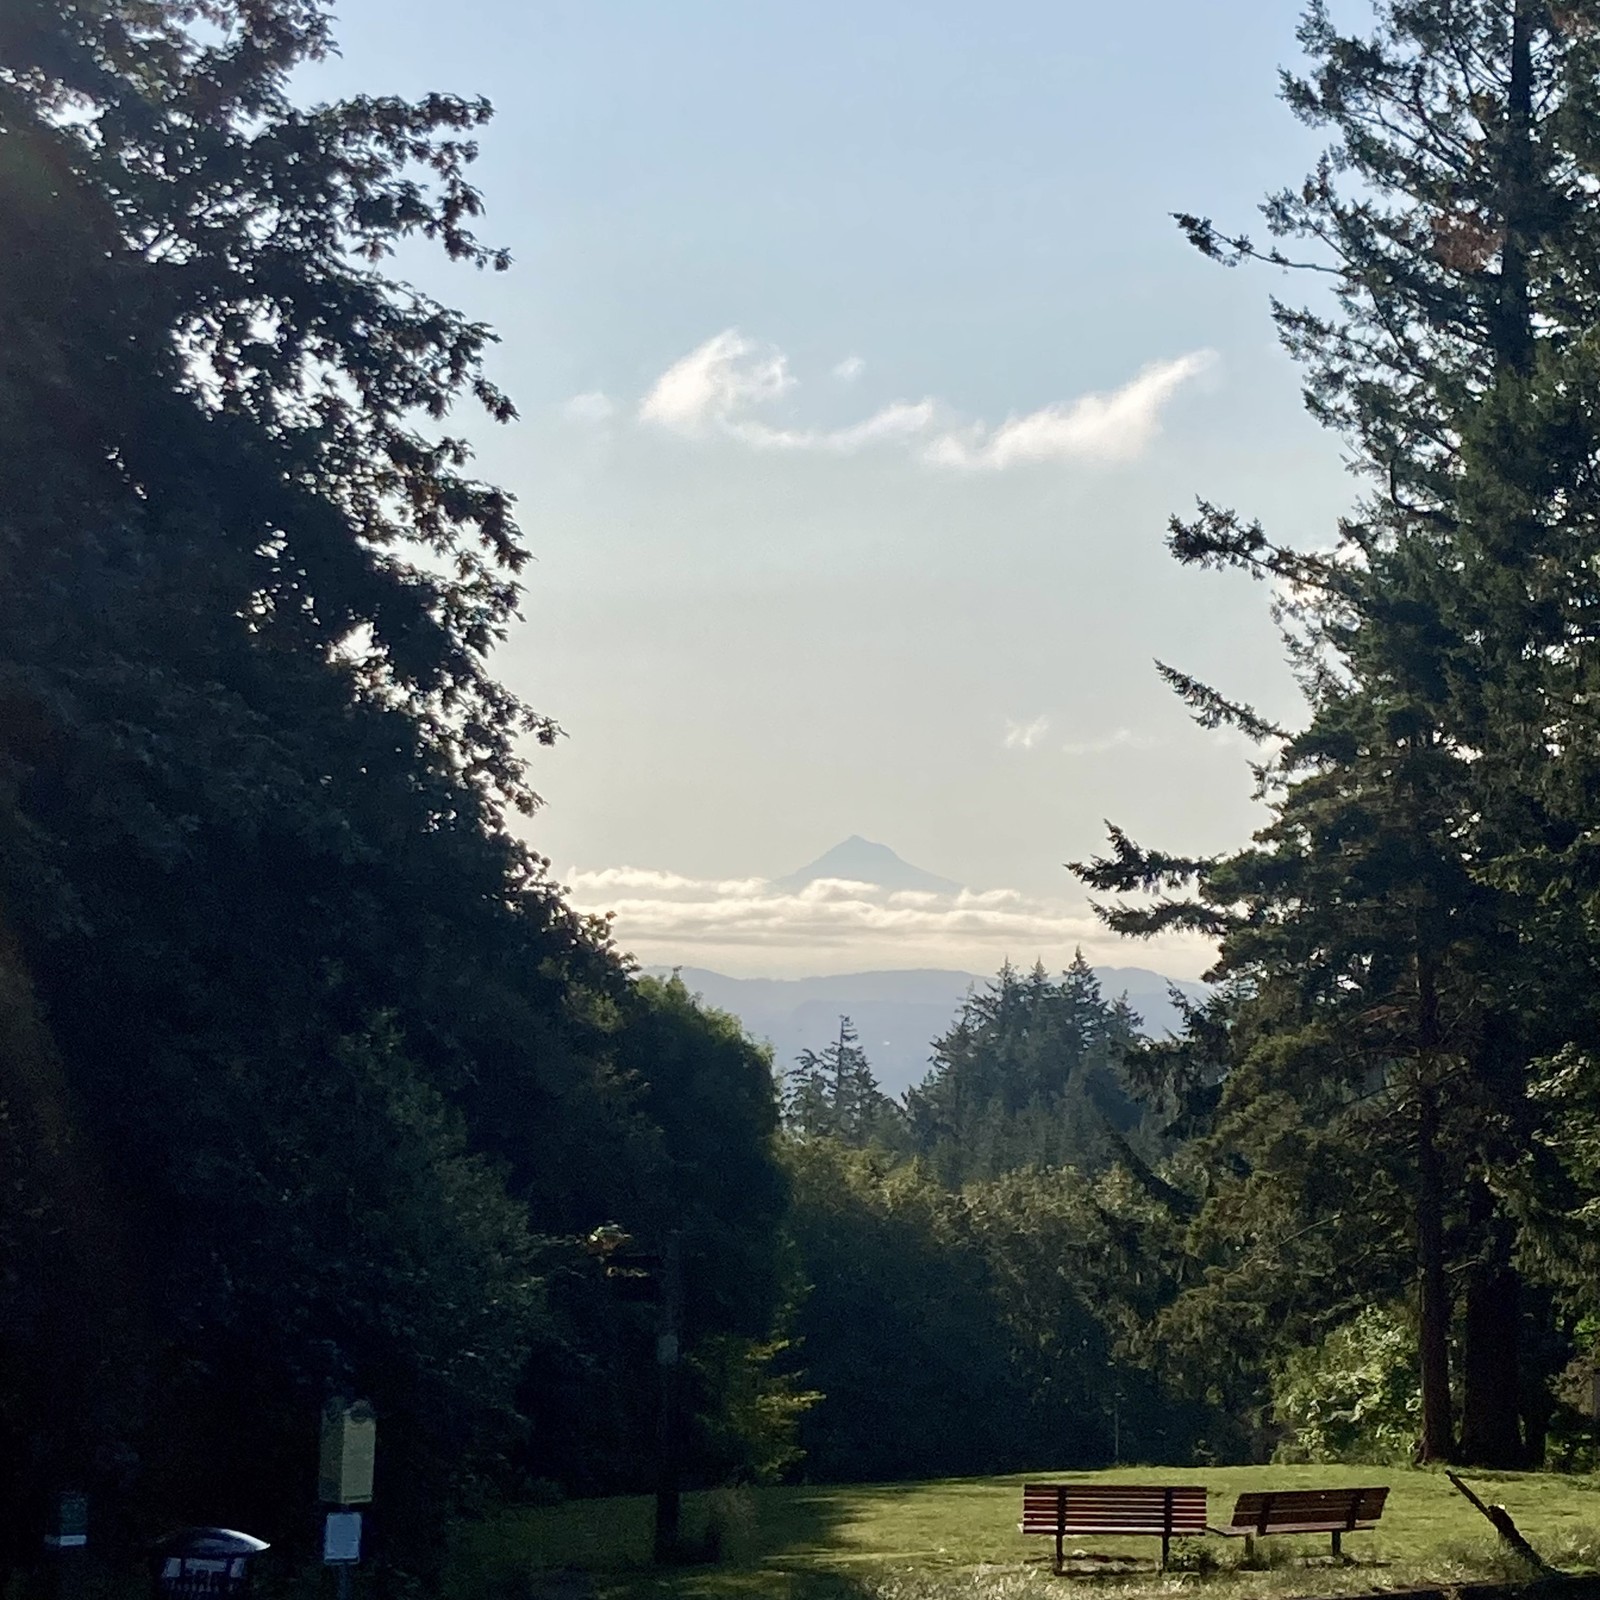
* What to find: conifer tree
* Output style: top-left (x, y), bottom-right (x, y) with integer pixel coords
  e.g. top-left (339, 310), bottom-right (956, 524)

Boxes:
top-left (1077, 0), bottom-right (1600, 1465)
top-left (784, 1016), bottom-right (900, 1146)
top-left (906, 955), bottom-right (1145, 1185)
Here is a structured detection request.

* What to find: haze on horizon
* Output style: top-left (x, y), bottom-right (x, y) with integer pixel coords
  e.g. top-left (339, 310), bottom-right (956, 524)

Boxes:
top-left (299, 0), bottom-right (1360, 982)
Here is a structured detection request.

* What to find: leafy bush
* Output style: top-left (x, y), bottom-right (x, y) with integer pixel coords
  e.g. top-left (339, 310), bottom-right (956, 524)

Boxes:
top-left (1272, 1305), bottom-right (1420, 1463)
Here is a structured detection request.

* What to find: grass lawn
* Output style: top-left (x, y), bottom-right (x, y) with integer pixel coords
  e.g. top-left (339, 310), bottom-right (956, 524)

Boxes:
top-left (450, 1463), bottom-right (1600, 1600)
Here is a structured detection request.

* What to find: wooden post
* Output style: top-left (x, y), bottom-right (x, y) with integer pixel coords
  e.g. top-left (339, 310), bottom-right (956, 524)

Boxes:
top-left (1445, 1472), bottom-right (1550, 1572)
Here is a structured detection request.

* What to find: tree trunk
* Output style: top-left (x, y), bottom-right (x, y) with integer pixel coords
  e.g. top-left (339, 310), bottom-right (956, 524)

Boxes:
top-left (1416, 1079), bottom-right (1453, 1461)
top-left (1492, 0), bottom-right (1536, 375)
top-left (1414, 940), bottom-right (1453, 1462)
top-left (1457, 1226), bottom-right (1524, 1466)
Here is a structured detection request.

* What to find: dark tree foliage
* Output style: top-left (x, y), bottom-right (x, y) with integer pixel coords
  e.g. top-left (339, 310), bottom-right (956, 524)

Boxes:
top-left (780, 1142), bottom-right (1217, 1482)
top-left (782, 1015), bottom-right (902, 1148)
top-left (777, 964), bottom-right (1230, 1479)
top-left (906, 956), bottom-right (1146, 1186)
top-left (524, 977), bottom-right (793, 1494)
top-left (1076, 0), bottom-right (1600, 1467)
top-left (0, 0), bottom-right (788, 1579)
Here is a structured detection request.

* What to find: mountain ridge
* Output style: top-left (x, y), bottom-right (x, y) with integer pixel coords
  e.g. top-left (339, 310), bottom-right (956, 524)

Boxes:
top-left (653, 963), bottom-right (1209, 1096)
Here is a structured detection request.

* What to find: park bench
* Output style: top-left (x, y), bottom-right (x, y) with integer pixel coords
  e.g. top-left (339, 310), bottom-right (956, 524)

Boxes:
top-left (1018, 1483), bottom-right (1209, 1572)
top-left (1213, 1486), bottom-right (1389, 1561)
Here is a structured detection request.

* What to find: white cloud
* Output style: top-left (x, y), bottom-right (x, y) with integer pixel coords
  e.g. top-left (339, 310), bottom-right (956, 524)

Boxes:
top-left (562, 862), bottom-right (1211, 975)
top-left (1004, 715), bottom-right (1051, 751)
top-left (565, 865), bottom-right (767, 898)
top-left (635, 331), bottom-right (1214, 471)
top-left (926, 352), bottom-right (1216, 470)
top-left (1060, 727), bottom-right (1163, 757)
top-left (731, 398), bottom-right (939, 454)
top-left (638, 329), bottom-right (792, 437)
top-left (561, 390), bottom-right (616, 422)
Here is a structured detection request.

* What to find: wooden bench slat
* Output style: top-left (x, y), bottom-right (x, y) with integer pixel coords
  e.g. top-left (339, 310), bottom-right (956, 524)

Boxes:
top-left (1221, 1487), bottom-right (1388, 1534)
top-left (1214, 1486), bottom-right (1389, 1560)
top-left (1233, 1521), bottom-right (1380, 1536)
top-left (1018, 1484), bottom-right (1209, 1572)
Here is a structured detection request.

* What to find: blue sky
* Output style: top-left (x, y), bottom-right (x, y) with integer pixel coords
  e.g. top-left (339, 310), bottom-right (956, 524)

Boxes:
top-left (303, 0), bottom-right (1361, 978)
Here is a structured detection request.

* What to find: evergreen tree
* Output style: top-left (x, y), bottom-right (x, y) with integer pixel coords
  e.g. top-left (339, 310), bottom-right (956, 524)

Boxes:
top-left (1077, 0), bottom-right (1600, 1465)
top-left (907, 955), bottom-right (1145, 1185)
top-left (784, 1016), bottom-right (900, 1147)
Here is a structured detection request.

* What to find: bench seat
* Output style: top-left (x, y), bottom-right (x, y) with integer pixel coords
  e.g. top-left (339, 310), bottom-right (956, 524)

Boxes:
top-left (1214, 1487), bottom-right (1389, 1559)
top-left (1020, 1483), bottom-right (1208, 1571)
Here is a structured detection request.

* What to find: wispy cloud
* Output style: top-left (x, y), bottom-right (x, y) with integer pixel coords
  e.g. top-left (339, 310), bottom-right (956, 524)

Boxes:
top-left (926, 353), bottom-right (1216, 469)
top-left (1060, 728), bottom-right (1164, 757)
top-left (639, 331), bottom-right (933, 453)
top-left (561, 390), bottom-right (616, 422)
top-left (1004, 715), bottom-right (1051, 751)
top-left (737, 399), bottom-right (938, 454)
top-left (635, 330), bottom-right (1215, 471)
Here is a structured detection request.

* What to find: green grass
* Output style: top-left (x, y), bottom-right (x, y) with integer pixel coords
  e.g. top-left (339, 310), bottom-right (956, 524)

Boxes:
top-left (450, 1464), bottom-right (1600, 1600)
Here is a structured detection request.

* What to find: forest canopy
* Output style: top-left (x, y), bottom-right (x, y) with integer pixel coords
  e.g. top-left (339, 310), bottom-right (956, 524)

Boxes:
top-left (13, 0), bottom-right (1600, 1592)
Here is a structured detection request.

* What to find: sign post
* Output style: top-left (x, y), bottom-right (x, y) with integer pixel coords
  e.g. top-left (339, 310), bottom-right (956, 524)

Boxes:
top-left (319, 1401), bottom-right (375, 1600)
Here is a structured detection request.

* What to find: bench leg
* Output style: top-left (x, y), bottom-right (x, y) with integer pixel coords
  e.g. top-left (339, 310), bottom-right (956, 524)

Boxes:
top-left (1244, 1536), bottom-right (1256, 1566)
top-left (1332, 1531), bottom-right (1342, 1562)
top-left (1055, 1532), bottom-right (1063, 1575)
top-left (1161, 1534), bottom-right (1170, 1571)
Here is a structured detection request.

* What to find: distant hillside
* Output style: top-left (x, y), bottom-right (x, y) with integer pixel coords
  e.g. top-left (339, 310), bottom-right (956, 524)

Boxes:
top-left (661, 964), bottom-right (1209, 1097)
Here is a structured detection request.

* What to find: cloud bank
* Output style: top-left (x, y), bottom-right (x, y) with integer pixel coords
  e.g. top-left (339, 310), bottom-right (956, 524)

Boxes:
top-left (563, 863), bottom-right (1212, 978)
top-left (605, 329), bottom-right (1215, 470)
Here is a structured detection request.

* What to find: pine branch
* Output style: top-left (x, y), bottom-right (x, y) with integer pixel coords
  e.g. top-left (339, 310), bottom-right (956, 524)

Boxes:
top-left (1166, 501), bottom-right (1344, 595)
top-left (1068, 824), bottom-right (1213, 894)
top-left (1093, 898), bottom-right (1235, 940)
top-left (1155, 661), bottom-right (1287, 741)
top-left (1102, 1124), bottom-right (1200, 1219)
top-left (1172, 212), bottom-right (1345, 275)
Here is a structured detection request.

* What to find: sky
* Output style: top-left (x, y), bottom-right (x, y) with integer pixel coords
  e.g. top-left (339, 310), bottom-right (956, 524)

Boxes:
top-left (300, 0), bottom-right (1364, 981)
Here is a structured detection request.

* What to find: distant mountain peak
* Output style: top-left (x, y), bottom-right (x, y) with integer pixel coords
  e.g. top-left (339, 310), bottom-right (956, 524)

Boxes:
top-left (772, 837), bottom-right (963, 897)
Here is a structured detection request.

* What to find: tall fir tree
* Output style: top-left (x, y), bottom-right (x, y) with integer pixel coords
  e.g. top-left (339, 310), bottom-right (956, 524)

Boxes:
top-left (1078, 0), bottom-right (1600, 1465)
top-left (784, 1016), bottom-right (900, 1147)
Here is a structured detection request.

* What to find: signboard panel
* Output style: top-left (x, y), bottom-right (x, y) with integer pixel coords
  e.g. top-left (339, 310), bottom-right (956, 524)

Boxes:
top-left (319, 1401), bottom-right (377, 1505)
top-left (322, 1512), bottom-right (362, 1565)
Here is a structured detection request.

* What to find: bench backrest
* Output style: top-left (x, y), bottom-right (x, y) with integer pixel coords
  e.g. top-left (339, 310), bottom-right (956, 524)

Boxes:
top-left (1226, 1487), bottom-right (1389, 1533)
top-left (1021, 1484), bottom-right (1209, 1537)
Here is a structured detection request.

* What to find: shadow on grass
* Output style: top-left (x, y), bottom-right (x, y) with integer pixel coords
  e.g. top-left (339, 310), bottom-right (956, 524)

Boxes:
top-left (454, 1484), bottom-right (863, 1600)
